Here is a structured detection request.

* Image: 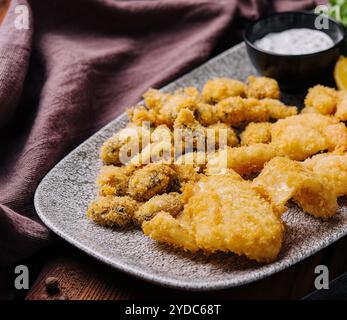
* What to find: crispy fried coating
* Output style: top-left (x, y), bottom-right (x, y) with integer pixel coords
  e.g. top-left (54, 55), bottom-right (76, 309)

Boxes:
top-left (97, 165), bottom-right (135, 196)
top-left (194, 102), bottom-right (218, 126)
top-left (304, 85), bottom-right (337, 115)
top-left (134, 192), bottom-right (183, 225)
top-left (128, 164), bottom-right (178, 201)
top-left (335, 91), bottom-right (347, 121)
top-left (202, 78), bottom-right (246, 103)
top-left (143, 175), bottom-right (284, 262)
top-left (206, 144), bottom-right (278, 176)
top-left (87, 196), bottom-right (139, 227)
top-left (240, 122), bottom-right (272, 146)
top-left (127, 105), bottom-right (168, 127)
top-left (143, 88), bottom-right (197, 126)
top-left (304, 151), bottom-right (347, 197)
top-left (246, 76), bottom-right (280, 99)
top-left (252, 157), bottom-right (338, 218)
top-left (100, 124), bottom-right (151, 165)
top-left (260, 99), bottom-right (297, 119)
top-left (207, 122), bottom-right (239, 149)
top-left (216, 97), bottom-right (269, 126)
top-left (271, 114), bottom-right (347, 160)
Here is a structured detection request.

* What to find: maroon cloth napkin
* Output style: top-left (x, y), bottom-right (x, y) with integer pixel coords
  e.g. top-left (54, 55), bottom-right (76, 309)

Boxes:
top-left (0, 0), bottom-right (323, 266)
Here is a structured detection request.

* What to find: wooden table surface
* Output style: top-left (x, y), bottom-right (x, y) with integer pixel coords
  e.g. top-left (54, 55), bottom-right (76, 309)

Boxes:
top-left (1, 0), bottom-right (346, 300)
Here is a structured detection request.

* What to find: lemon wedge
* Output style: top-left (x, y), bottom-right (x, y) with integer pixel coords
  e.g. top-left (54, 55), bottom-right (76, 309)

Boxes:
top-left (334, 56), bottom-right (347, 91)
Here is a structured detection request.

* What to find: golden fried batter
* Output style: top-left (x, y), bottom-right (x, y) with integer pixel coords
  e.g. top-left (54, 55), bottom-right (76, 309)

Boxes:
top-left (143, 175), bottom-right (284, 262)
top-left (260, 99), bottom-right (297, 119)
top-left (335, 91), bottom-right (347, 121)
top-left (87, 196), bottom-right (139, 227)
top-left (194, 102), bottom-right (218, 126)
top-left (128, 164), bottom-right (178, 201)
top-left (97, 165), bottom-right (135, 196)
top-left (252, 157), bottom-right (338, 218)
top-left (202, 78), bottom-right (246, 103)
top-left (271, 114), bottom-right (347, 160)
top-left (304, 151), bottom-right (347, 197)
top-left (246, 76), bottom-right (280, 99)
top-left (100, 124), bottom-right (151, 165)
top-left (303, 85), bottom-right (337, 115)
top-left (134, 192), bottom-right (183, 225)
top-left (240, 122), bottom-right (272, 146)
top-left (206, 144), bottom-right (278, 176)
top-left (207, 122), bottom-right (238, 149)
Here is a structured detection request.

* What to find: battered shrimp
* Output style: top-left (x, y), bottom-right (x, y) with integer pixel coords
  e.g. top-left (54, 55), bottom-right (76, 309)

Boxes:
top-left (206, 144), bottom-right (278, 176)
top-left (240, 122), bottom-right (272, 146)
top-left (87, 196), bottom-right (139, 227)
top-left (128, 164), bottom-right (178, 201)
top-left (202, 78), bottom-right (246, 104)
top-left (246, 76), bottom-right (280, 99)
top-left (133, 192), bottom-right (183, 225)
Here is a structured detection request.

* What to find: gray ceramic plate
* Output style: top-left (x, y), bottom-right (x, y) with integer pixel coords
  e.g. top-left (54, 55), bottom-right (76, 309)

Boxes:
top-left (35, 42), bottom-right (347, 291)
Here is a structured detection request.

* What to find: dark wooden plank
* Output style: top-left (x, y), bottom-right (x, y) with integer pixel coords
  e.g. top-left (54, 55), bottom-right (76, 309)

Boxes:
top-left (25, 238), bottom-right (347, 300)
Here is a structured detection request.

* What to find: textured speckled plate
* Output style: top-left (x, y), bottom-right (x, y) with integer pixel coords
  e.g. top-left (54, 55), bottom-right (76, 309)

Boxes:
top-left (35, 43), bottom-right (347, 291)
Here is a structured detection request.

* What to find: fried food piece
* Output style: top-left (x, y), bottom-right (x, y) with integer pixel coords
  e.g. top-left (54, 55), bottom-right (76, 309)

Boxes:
top-left (271, 113), bottom-right (347, 160)
top-left (100, 124), bottom-right (151, 165)
top-left (143, 88), bottom-right (197, 126)
top-left (134, 192), bottom-right (183, 225)
top-left (252, 157), bottom-right (338, 218)
top-left (240, 122), bottom-right (272, 146)
top-left (207, 122), bottom-right (239, 149)
top-left (143, 175), bottom-right (284, 262)
top-left (194, 102), bottom-right (218, 126)
top-left (127, 105), bottom-right (168, 127)
top-left (216, 97), bottom-right (269, 126)
top-left (97, 165), bottom-right (135, 196)
top-left (202, 78), bottom-right (246, 104)
top-left (304, 151), bottom-right (347, 197)
top-left (260, 99), bottom-right (297, 119)
top-left (87, 196), bottom-right (139, 227)
top-left (128, 164), bottom-right (178, 201)
top-left (335, 91), bottom-right (347, 121)
top-left (303, 85), bottom-right (337, 115)
top-left (246, 76), bottom-right (280, 99)
top-left (206, 144), bottom-right (278, 176)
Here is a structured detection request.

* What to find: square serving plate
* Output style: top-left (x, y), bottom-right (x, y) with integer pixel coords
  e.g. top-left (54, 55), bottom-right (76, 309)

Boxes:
top-left (34, 42), bottom-right (347, 291)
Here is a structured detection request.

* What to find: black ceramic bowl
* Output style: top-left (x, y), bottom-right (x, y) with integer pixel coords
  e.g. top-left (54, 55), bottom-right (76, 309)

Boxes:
top-left (244, 11), bottom-right (346, 92)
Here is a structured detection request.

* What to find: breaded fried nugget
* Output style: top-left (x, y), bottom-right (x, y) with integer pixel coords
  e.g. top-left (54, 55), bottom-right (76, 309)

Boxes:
top-left (128, 164), bottom-right (178, 201)
top-left (87, 196), bottom-right (139, 227)
top-left (143, 88), bottom-right (197, 126)
top-left (260, 99), bottom-right (297, 119)
top-left (97, 165), bottom-right (135, 196)
top-left (194, 102), bottom-right (218, 126)
top-left (303, 85), bottom-right (337, 115)
top-left (216, 97), bottom-right (269, 126)
top-left (127, 105), bottom-right (168, 127)
top-left (143, 175), bottom-right (284, 262)
top-left (246, 76), bottom-right (280, 99)
top-left (240, 122), bottom-right (272, 146)
top-left (335, 91), bottom-right (347, 121)
top-left (207, 122), bottom-right (239, 149)
top-left (134, 192), bottom-right (183, 225)
top-left (202, 78), bottom-right (246, 104)
top-left (304, 151), bottom-right (347, 197)
top-left (252, 157), bottom-right (338, 218)
top-left (100, 124), bottom-right (150, 165)
top-left (271, 114), bottom-right (347, 160)
top-left (206, 144), bottom-right (278, 176)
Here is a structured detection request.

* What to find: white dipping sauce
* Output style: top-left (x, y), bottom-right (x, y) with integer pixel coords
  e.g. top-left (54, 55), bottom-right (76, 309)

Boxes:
top-left (254, 28), bottom-right (334, 55)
